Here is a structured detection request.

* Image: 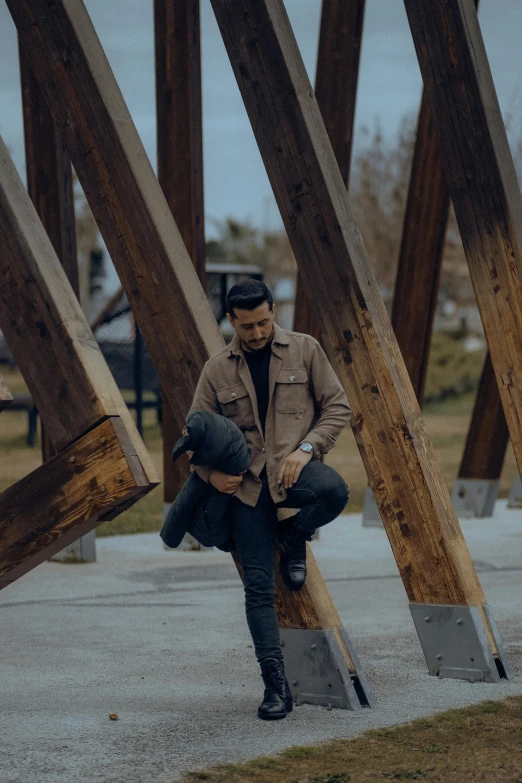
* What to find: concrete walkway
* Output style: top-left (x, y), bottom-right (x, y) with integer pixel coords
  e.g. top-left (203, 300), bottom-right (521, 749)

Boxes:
top-left (1, 502), bottom-right (522, 783)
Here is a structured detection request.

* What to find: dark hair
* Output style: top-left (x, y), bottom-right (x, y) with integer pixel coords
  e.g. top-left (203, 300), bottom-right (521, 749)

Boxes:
top-left (226, 279), bottom-right (273, 318)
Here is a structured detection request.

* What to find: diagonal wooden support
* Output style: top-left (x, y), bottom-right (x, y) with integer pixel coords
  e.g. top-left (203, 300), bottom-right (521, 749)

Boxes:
top-left (9, 0), bottom-right (372, 708)
top-left (210, 0), bottom-right (510, 682)
top-left (8, 0), bottom-right (222, 425)
top-left (294, 0), bottom-right (365, 338)
top-left (295, 0), bottom-right (364, 542)
top-left (453, 353), bottom-right (510, 517)
top-left (20, 48), bottom-right (79, 297)
top-left (0, 135), bottom-right (158, 582)
top-left (391, 93), bottom-right (450, 406)
top-left (0, 375), bottom-right (13, 412)
top-left (363, 83), bottom-right (452, 526)
top-left (404, 1), bottom-right (522, 511)
top-left (0, 136), bottom-right (156, 467)
top-left (0, 417), bottom-right (150, 589)
top-left (20, 44), bottom-right (96, 560)
top-left (366, 0), bottom-right (505, 524)
top-left (20, 43), bottom-right (78, 464)
top-left (155, 0), bottom-right (207, 550)
top-left (391, 0), bottom-right (477, 401)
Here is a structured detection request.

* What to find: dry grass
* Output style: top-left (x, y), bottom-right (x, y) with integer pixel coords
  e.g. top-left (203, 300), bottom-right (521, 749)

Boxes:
top-left (0, 366), bottom-right (518, 536)
top-left (179, 697), bottom-right (522, 783)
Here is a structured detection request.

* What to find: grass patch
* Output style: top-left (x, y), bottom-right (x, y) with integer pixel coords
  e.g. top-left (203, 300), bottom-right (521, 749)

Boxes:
top-left (179, 697), bottom-right (522, 783)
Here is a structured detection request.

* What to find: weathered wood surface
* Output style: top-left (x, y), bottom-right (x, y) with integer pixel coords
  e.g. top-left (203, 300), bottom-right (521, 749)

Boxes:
top-left (0, 375), bottom-right (13, 412)
top-left (391, 91), bottom-right (450, 403)
top-left (155, 0), bottom-right (205, 285)
top-left (404, 0), bottom-right (522, 481)
top-left (315, 0), bottom-right (364, 189)
top-left (0, 417), bottom-right (153, 589)
top-left (9, 0), bottom-right (223, 429)
top-left (392, 0), bottom-right (478, 400)
top-left (9, 0), bottom-right (357, 656)
top-left (0, 134), bottom-right (156, 485)
top-left (211, 0), bottom-right (488, 612)
top-left (396, 0), bottom-right (506, 485)
top-left (155, 0), bottom-right (205, 511)
top-left (293, 0), bottom-right (365, 338)
top-left (20, 47), bottom-right (78, 295)
top-left (20, 46), bottom-right (78, 462)
top-left (459, 352), bottom-right (509, 480)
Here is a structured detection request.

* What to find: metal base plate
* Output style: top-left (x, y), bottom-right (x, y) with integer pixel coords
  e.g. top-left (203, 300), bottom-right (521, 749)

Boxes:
top-left (451, 479), bottom-right (499, 518)
top-left (483, 604), bottom-right (514, 680)
top-left (362, 486), bottom-right (383, 528)
top-left (280, 627), bottom-right (373, 710)
top-left (507, 474), bottom-right (522, 508)
top-left (410, 603), bottom-right (511, 682)
top-left (50, 530), bottom-right (96, 562)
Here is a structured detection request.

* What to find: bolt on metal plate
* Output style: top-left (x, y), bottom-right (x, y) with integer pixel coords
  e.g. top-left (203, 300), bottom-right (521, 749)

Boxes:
top-left (451, 479), bottom-right (499, 518)
top-left (280, 628), bottom-right (373, 710)
top-left (410, 603), bottom-right (510, 683)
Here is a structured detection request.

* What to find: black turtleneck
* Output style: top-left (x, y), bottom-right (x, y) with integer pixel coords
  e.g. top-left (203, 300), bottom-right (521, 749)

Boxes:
top-left (243, 341), bottom-right (272, 434)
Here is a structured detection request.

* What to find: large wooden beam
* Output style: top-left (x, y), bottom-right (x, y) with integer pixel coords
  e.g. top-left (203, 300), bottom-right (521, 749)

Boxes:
top-left (210, 0), bottom-right (509, 680)
top-left (20, 45), bottom-right (79, 466)
top-left (0, 135), bottom-right (155, 486)
top-left (8, 0), bottom-right (223, 429)
top-left (392, 0), bottom-right (505, 520)
top-left (392, 0), bottom-right (478, 401)
top-left (0, 375), bottom-right (13, 412)
top-left (452, 352), bottom-right (510, 517)
top-left (155, 0), bottom-right (206, 533)
top-left (9, 0), bottom-right (372, 705)
top-left (20, 48), bottom-right (78, 296)
top-left (19, 43), bottom-right (91, 568)
top-left (0, 133), bottom-right (158, 583)
top-left (362, 70), bottom-right (455, 525)
top-left (404, 0), bottom-right (522, 485)
top-left (293, 0), bottom-right (365, 338)
top-left (459, 354), bottom-right (509, 481)
top-left (0, 417), bottom-right (151, 589)
top-left (315, 0), bottom-right (364, 189)
top-left (387, 0), bottom-right (509, 524)
top-left (391, 92), bottom-right (450, 403)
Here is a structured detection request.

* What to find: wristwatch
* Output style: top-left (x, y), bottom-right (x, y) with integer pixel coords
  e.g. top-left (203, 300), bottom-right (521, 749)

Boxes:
top-left (299, 442), bottom-right (313, 454)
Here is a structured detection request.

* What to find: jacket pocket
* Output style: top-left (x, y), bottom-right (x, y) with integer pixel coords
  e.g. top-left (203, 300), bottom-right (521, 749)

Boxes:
top-left (217, 383), bottom-right (254, 427)
top-left (275, 367), bottom-right (309, 414)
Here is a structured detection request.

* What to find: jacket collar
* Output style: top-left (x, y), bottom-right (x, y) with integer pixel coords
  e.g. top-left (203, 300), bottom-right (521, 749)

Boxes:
top-left (227, 321), bottom-right (290, 358)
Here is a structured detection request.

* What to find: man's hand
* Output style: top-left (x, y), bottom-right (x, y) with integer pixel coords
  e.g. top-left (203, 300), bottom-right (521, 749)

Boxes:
top-left (278, 448), bottom-right (312, 490)
top-left (209, 470), bottom-right (245, 495)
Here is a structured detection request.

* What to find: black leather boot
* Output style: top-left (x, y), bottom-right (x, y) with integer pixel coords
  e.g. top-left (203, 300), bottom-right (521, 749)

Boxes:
top-left (258, 658), bottom-right (293, 720)
top-left (279, 521), bottom-right (311, 592)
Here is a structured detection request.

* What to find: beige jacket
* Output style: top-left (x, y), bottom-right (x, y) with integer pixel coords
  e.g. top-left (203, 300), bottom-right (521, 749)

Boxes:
top-left (189, 323), bottom-right (351, 507)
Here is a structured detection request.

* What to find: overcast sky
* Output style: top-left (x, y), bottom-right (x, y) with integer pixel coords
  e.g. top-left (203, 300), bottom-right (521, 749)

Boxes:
top-left (1, 0), bottom-right (521, 289)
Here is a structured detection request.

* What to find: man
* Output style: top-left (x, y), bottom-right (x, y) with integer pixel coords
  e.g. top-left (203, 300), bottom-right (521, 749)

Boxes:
top-left (189, 279), bottom-right (350, 720)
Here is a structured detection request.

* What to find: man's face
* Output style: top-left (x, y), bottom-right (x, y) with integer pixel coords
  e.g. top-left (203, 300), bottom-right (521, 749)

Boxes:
top-left (227, 301), bottom-right (275, 352)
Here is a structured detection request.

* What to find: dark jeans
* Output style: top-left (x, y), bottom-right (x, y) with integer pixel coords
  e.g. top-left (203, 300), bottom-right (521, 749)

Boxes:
top-left (230, 460), bottom-right (348, 664)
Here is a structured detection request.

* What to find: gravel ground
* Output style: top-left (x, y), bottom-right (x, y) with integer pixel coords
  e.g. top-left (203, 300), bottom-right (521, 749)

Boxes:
top-left (1, 502), bottom-right (521, 783)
